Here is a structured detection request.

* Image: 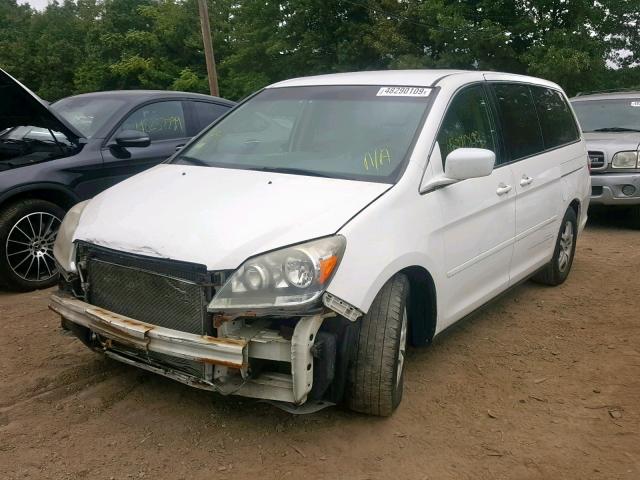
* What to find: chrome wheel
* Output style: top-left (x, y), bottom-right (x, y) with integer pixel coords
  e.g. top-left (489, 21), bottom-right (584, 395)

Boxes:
top-left (396, 306), bottom-right (408, 388)
top-left (557, 220), bottom-right (574, 273)
top-left (6, 212), bottom-right (60, 282)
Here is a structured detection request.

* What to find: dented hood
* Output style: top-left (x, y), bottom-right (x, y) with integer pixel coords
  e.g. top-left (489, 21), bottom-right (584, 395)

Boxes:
top-left (0, 68), bottom-right (83, 140)
top-left (73, 164), bottom-right (391, 269)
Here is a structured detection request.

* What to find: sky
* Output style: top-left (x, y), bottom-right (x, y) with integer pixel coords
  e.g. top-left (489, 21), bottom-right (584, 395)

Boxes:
top-left (19, 0), bottom-right (50, 11)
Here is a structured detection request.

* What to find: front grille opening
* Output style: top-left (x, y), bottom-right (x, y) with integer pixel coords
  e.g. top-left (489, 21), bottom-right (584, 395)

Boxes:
top-left (592, 186), bottom-right (604, 196)
top-left (77, 242), bottom-right (228, 335)
top-left (588, 151), bottom-right (605, 168)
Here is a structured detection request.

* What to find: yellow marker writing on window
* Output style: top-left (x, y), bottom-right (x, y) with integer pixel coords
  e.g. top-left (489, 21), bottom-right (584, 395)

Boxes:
top-left (363, 147), bottom-right (392, 171)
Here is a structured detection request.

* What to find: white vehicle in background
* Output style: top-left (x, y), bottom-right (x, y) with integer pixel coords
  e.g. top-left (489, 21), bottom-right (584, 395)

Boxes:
top-left (51, 70), bottom-right (590, 416)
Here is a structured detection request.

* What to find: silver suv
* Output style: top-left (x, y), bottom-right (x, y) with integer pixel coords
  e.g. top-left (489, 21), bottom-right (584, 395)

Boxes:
top-left (571, 91), bottom-right (640, 227)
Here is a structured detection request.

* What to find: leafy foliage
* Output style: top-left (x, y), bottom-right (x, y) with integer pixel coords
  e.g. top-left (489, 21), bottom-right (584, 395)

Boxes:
top-left (0, 0), bottom-right (638, 101)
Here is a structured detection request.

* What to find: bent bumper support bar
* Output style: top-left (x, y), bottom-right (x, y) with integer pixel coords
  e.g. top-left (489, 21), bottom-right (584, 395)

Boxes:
top-left (49, 292), bottom-right (326, 405)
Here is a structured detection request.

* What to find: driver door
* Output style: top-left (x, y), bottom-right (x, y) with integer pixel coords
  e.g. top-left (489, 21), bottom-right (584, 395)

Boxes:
top-left (100, 100), bottom-right (190, 189)
top-left (432, 84), bottom-right (517, 328)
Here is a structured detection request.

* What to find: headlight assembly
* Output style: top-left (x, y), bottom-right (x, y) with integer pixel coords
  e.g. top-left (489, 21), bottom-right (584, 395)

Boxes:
top-left (209, 236), bottom-right (346, 311)
top-left (53, 200), bottom-right (89, 274)
top-left (611, 151), bottom-right (639, 169)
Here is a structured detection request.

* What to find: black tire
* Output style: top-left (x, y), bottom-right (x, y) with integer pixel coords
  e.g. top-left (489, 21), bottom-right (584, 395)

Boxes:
top-left (346, 273), bottom-right (409, 416)
top-left (0, 199), bottom-right (65, 291)
top-left (532, 207), bottom-right (577, 286)
top-left (630, 205), bottom-right (640, 230)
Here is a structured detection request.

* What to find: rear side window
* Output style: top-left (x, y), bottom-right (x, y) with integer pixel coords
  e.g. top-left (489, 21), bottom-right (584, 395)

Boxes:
top-left (192, 101), bottom-right (230, 130)
top-left (437, 85), bottom-right (498, 164)
top-left (531, 86), bottom-right (580, 148)
top-left (492, 83), bottom-right (544, 161)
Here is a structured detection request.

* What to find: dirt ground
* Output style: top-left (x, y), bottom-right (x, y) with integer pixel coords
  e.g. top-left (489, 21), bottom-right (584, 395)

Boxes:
top-left (1, 212), bottom-right (639, 480)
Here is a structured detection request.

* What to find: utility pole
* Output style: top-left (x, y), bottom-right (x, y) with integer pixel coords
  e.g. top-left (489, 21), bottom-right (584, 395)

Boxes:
top-left (197, 0), bottom-right (219, 97)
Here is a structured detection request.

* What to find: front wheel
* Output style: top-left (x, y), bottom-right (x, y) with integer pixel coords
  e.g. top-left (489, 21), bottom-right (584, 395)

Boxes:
top-left (346, 273), bottom-right (409, 416)
top-left (532, 207), bottom-right (578, 286)
top-left (0, 199), bottom-right (64, 291)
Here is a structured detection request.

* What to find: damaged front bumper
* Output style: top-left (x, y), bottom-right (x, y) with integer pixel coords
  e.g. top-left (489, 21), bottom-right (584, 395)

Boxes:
top-left (49, 292), bottom-right (335, 407)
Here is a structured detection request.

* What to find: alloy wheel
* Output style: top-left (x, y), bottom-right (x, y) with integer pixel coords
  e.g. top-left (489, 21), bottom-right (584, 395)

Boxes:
top-left (6, 212), bottom-right (61, 282)
top-left (396, 306), bottom-right (408, 388)
top-left (557, 220), bottom-right (574, 273)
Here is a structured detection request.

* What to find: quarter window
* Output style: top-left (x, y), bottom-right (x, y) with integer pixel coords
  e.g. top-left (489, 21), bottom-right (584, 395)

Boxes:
top-left (437, 85), bottom-right (497, 164)
top-left (192, 101), bottom-right (230, 130)
top-left (492, 83), bottom-right (544, 161)
top-left (118, 101), bottom-right (186, 141)
top-left (531, 86), bottom-right (580, 148)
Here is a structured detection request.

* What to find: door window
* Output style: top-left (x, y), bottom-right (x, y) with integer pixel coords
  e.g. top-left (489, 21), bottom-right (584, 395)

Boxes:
top-left (492, 83), bottom-right (544, 161)
top-left (437, 85), bottom-right (497, 164)
top-left (531, 86), bottom-right (580, 148)
top-left (118, 101), bottom-right (186, 141)
top-left (192, 101), bottom-right (230, 130)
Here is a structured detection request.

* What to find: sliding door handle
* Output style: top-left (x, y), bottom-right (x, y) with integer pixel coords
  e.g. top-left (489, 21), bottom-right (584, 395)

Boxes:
top-left (520, 175), bottom-right (533, 186)
top-left (496, 183), bottom-right (512, 196)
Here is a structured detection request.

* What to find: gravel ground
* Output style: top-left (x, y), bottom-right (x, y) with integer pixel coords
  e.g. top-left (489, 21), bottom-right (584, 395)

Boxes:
top-left (1, 212), bottom-right (639, 480)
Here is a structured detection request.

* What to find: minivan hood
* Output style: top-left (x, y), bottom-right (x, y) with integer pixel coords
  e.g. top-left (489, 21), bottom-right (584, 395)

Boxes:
top-left (583, 131), bottom-right (640, 152)
top-left (73, 164), bottom-right (391, 269)
top-left (0, 68), bottom-right (83, 141)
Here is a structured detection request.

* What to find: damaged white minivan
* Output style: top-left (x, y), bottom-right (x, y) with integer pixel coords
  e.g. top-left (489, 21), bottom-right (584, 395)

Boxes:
top-left (51, 70), bottom-right (590, 415)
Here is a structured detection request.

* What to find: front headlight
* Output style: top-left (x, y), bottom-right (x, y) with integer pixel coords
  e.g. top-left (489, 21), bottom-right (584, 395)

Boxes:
top-left (611, 151), bottom-right (639, 168)
top-left (53, 200), bottom-right (89, 274)
top-left (209, 236), bottom-right (346, 311)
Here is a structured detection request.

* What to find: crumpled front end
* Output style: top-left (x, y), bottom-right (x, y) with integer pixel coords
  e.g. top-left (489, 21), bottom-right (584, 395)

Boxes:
top-left (50, 242), bottom-right (357, 410)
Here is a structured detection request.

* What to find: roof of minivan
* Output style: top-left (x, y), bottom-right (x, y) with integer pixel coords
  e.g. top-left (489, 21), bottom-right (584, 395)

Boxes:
top-left (570, 91), bottom-right (640, 102)
top-left (268, 70), bottom-right (561, 89)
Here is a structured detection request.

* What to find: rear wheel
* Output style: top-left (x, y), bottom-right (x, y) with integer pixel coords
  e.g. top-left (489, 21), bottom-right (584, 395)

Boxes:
top-left (346, 273), bottom-right (409, 416)
top-left (0, 199), bottom-right (64, 291)
top-left (532, 207), bottom-right (577, 286)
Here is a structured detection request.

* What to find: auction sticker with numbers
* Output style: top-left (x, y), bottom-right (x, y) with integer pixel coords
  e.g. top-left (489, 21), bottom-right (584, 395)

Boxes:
top-left (377, 86), bottom-right (431, 97)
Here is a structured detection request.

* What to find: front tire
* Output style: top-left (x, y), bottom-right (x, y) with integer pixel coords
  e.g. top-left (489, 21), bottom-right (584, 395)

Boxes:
top-left (0, 199), bottom-right (64, 291)
top-left (346, 273), bottom-right (409, 416)
top-left (532, 207), bottom-right (577, 286)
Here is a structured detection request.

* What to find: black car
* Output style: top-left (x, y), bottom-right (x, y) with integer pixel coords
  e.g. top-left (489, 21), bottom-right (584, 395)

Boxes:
top-left (0, 68), bottom-right (235, 291)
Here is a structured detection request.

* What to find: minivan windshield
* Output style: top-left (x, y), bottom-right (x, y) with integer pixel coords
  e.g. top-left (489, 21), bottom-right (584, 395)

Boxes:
top-left (572, 98), bottom-right (640, 133)
top-left (172, 85), bottom-right (432, 182)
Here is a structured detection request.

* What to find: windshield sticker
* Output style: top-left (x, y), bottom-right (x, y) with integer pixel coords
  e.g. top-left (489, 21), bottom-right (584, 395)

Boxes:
top-left (363, 147), bottom-right (392, 171)
top-left (377, 87), bottom-right (431, 97)
top-left (631, 101), bottom-right (640, 107)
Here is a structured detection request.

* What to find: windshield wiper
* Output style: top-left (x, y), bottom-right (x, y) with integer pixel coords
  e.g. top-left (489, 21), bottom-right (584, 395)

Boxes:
top-left (592, 127), bottom-right (640, 133)
top-left (247, 166), bottom-right (332, 178)
top-left (174, 155), bottom-right (211, 167)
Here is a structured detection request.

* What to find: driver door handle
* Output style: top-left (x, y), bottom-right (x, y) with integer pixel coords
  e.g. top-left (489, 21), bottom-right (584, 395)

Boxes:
top-left (496, 183), bottom-right (512, 196)
top-left (520, 175), bottom-right (534, 186)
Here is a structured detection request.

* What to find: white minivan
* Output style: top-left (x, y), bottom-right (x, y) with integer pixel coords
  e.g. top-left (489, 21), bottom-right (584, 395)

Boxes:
top-left (51, 70), bottom-right (590, 416)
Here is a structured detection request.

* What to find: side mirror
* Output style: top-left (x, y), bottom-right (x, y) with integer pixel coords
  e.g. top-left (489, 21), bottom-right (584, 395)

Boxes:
top-left (114, 130), bottom-right (151, 148)
top-left (444, 148), bottom-right (495, 180)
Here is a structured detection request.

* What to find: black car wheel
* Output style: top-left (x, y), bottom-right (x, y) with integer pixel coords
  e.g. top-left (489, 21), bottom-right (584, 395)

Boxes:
top-left (346, 273), bottom-right (409, 416)
top-left (0, 199), bottom-right (64, 291)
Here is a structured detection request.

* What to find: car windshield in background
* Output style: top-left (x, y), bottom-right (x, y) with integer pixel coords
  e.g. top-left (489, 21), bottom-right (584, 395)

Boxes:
top-left (51, 97), bottom-right (126, 138)
top-left (172, 85), bottom-right (432, 182)
top-left (572, 98), bottom-right (640, 132)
